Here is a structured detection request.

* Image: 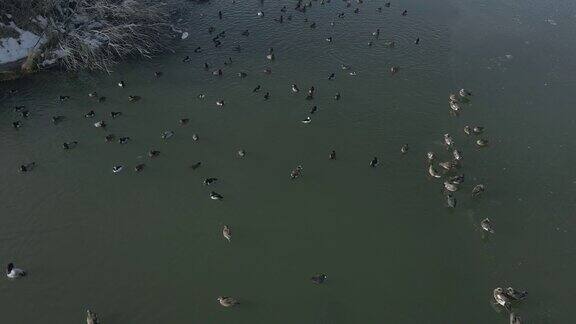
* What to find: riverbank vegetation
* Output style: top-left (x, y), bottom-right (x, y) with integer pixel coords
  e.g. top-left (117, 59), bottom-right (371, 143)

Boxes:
top-left (1, 0), bottom-right (174, 76)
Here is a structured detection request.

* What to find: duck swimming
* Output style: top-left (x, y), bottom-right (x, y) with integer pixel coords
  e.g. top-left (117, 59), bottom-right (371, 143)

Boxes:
top-left (118, 81), bottom-right (125, 88)
top-left (390, 66), bottom-right (399, 74)
top-left (6, 263), bottom-right (26, 279)
top-left (112, 165), bottom-right (124, 173)
top-left (472, 126), bottom-right (485, 134)
top-left (463, 125), bottom-right (471, 135)
top-left (162, 130), bottom-right (174, 140)
top-left (62, 141), bottom-right (78, 150)
top-left (128, 95), bottom-right (141, 102)
top-left (459, 88), bottom-right (472, 98)
top-left (204, 178), bottom-right (218, 185)
top-left (190, 162), bottom-right (202, 170)
top-left (427, 151), bottom-right (436, 162)
top-left (12, 121), bottom-right (22, 129)
top-left (452, 149), bottom-right (462, 161)
top-left (476, 139), bottom-right (489, 147)
top-left (290, 165), bottom-right (303, 179)
top-left (148, 150), bottom-right (160, 158)
top-left (110, 111), bottom-right (122, 119)
top-left (118, 137), bottom-right (130, 144)
top-left (217, 296), bottom-right (239, 307)
top-left (223, 225), bottom-right (231, 242)
top-left (85, 110), bottom-right (95, 118)
top-left (52, 115), bottom-right (65, 124)
top-left (178, 118), bottom-right (189, 125)
top-left (301, 117), bottom-right (312, 124)
top-left (134, 164), bottom-right (145, 172)
top-left (311, 273), bottom-right (327, 284)
top-left (291, 84), bottom-right (300, 93)
top-left (210, 191), bottom-right (224, 200)
top-left (510, 313), bottom-right (522, 324)
top-left (480, 218), bottom-right (494, 233)
top-left (86, 309), bottom-right (98, 324)
top-left (310, 106), bottom-right (317, 114)
top-left (104, 134), bottom-right (115, 142)
top-left (192, 134), bottom-right (199, 141)
top-left (329, 150), bottom-right (336, 160)
top-left (253, 85), bottom-right (262, 93)
top-left (493, 287), bottom-right (511, 311)
top-left (446, 194), bottom-right (456, 208)
top-left (444, 134), bottom-right (454, 147)
top-left (428, 165), bottom-right (441, 178)
top-left (334, 92), bottom-right (341, 100)
top-left (449, 174), bottom-right (464, 184)
top-left (444, 181), bottom-right (458, 192)
top-left (439, 161), bottom-right (456, 171)
top-left (370, 157), bottom-right (378, 167)
top-left (450, 101), bottom-right (461, 113)
top-left (264, 92), bottom-right (270, 100)
top-left (216, 100), bottom-right (225, 107)
top-left (506, 287), bottom-right (528, 300)
top-left (401, 144), bottom-right (409, 154)
top-left (328, 73), bottom-right (335, 80)
top-left (237, 149), bottom-right (246, 158)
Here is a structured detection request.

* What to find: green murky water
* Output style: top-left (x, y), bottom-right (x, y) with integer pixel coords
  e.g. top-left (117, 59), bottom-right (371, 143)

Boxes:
top-left (1, 0), bottom-right (575, 322)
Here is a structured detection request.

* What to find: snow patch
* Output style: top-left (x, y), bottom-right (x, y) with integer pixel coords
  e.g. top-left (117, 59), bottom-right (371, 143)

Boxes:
top-left (0, 22), bottom-right (46, 65)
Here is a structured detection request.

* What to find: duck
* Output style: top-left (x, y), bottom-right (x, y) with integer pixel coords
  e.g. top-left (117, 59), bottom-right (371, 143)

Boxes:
top-left (476, 139), bottom-right (489, 147)
top-left (12, 121), bottom-right (22, 129)
top-left (385, 2), bottom-right (391, 7)
top-left (290, 165), bottom-right (303, 179)
top-left (154, 71), bottom-right (162, 78)
top-left (459, 88), bottom-right (472, 98)
top-left (428, 165), bottom-right (442, 178)
top-left (310, 106), bottom-right (317, 114)
top-left (148, 150), bottom-right (160, 158)
top-left (311, 273), bottom-right (327, 284)
top-left (480, 218), bottom-right (494, 233)
top-left (329, 150), bottom-right (336, 160)
top-left (266, 53), bottom-right (275, 60)
top-left (326, 37), bottom-right (333, 42)
top-left (372, 28), bottom-right (380, 38)
top-left (52, 115), bottom-right (65, 124)
top-left (62, 141), bottom-right (78, 150)
top-left (310, 22), bottom-right (316, 28)
top-left (472, 126), bottom-right (485, 134)
top-left (128, 95), bottom-right (141, 102)
top-left (237, 149), bottom-right (246, 158)
top-left (217, 296), bottom-right (239, 307)
top-left (449, 93), bottom-right (458, 102)
top-left (241, 29), bottom-right (249, 36)
top-left (263, 67), bottom-right (272, 74)
top-left (118, 137), bottom-right (130, 144)
top-left (390, 66), bottom-right (399, 74)
top-left (104, 134), bottom-right (115, 142)
top-left (204, 62), bottom-right (210, 70)
top-left (370, 157), bottom-right (378, 167)
top-left (264, 92), bottom-right (270, 100)
top-left (291, 84), bottom-right (300, 93)
top-left (178, 118), bottom-right (189, 125)
top-left (341, 64), bottom-right (351, 70)
top-left (197, 93), bottom-right (206, 99)
top-left (472, 184), bottom-right (486, 197)
top-left (162, 130), bottom-right (174, 140)
top-left (183, 55), bottom-right (191, 62)
top-left (94, 121), bottom-right (106, 128)
top-left (510, 313), bottom-right (522, 324)
top-left (21, 110), bottom-right (30, 118)
top-left (506, 287), bottom-right (528, 300)
top-left (238, 72), bottom-right (248, 78)
top-left (452, 149), bottom-right (462, 161)
top-left (85, 110), bottom-right (95, 118)
top-left (368, 41), bottom-right (374, 47)
top-left (118, 81), bottom-right (125, 88)
top-left (463, 125), bottom-right (471, 135)
top-left (444, 134), bottom-right (454, 147)
top-left (449, 174), bottom-right (464, 184)
top-left (204, 178), bottom-right (218, 185)
top-left (110, 111), bottom-right (122, 119)
top-left (493, 288), bottom-right (511, 311)
top-left (86, 309), bottom-right (98, 324)
top-left (19, 162), bottom-right (36, 173)
top-left (415, 37), bottom-right (420, 44)
top-left (439, 161), bottom-right (455, 171)
top-left (349, 71), bottom-right (358, 76)
top-left (427, 151), bottom-right (436, 162)
top-left (59, 95), bottom-right (70, 101)
top-left (446, 194), bottom-right (456, 208)
top-left (401, 144), bottom-right (409, 154)
top-left (98, 96), bottom-right (106, 102)
top-left (449, 101), bottom-right (461, 113)
top-left (210, 191), bottom-right (224, 200)
top-left (216, 100), bottom-right (225, 107)
top-left (301, 117), bottom-right (312, 124)
top-left (134, 164), bottom-right (145, 172)
top-left (334, 92), bottom-right (341, 100)
top-left (257, 11), bottom-right (264, 17)
top-left (328, 73), bottom-right (335, 80)
top-left (6, 263), bottom-right (26, 279)
top-left (213, 69), bottom-right (223, 76)
top-left (190, 162), bottom-right (202, 170)
top-left (401, 10), bottom-right (407, 16)
top-left (112, 165), bottom-right (124, 173)
top-left (88, 92), bottom-right (98, 98)
top-left (192, 134), bottom-right (199, 141)
top-left (444, 181), bottom-right (458, 192)
top-left (223, 225), bottom-right (231, 241)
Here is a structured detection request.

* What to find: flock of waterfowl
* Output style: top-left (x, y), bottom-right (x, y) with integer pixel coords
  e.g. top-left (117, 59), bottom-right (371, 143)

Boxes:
top-left (5, 0), bottom-right (528, 322)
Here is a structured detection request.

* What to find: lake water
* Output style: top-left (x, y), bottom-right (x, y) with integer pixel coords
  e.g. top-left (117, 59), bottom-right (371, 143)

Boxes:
top-left (1, 0), bottom-right (575, 322)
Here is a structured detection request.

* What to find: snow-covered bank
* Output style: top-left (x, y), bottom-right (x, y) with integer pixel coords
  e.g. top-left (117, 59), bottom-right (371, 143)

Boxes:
top-left (0, 22), bottom-right (46, 65)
